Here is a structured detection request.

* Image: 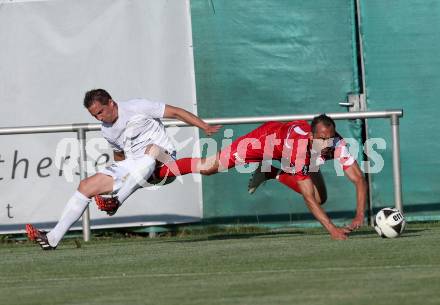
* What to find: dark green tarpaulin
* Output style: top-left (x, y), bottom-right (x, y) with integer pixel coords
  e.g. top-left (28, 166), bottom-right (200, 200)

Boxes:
top-left (191, 0), bottom-right (362, 223)
top-left (360, 0), bottom-right (440, 219)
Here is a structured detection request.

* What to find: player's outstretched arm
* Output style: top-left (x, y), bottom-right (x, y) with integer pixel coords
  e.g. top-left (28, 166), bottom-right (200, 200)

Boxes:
top-left (297, 178), bottom-right (350, 240)
top-left (163, 105), bottom-right (222, 136)
top-left (343, 161), bottom-right (367, 231)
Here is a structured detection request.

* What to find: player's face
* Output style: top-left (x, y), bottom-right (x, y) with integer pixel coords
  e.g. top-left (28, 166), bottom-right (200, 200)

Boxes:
top-left (312, 123), bottom-right (336, 151)
top-left (88, 100), bottom-right (117, 123)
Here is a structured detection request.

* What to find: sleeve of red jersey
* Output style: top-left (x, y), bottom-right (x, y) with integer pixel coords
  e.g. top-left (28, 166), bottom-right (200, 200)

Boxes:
top-left (334, 138), bottom-right (356, 170)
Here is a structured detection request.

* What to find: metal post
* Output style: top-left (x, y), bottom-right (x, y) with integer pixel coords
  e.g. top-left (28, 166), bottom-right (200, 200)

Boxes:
top-left (364, 121), bottom-right (376, 226)
top-left (391, 115), bottom-right (403, 212)
top-left (354, 0), bottom-right (375, 225)
top-left (77, 128), bottom-right (91, 242)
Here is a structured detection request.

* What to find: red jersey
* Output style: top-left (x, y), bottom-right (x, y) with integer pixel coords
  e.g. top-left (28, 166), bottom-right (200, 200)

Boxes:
top-left (221, 120), bottom-right (355, 178)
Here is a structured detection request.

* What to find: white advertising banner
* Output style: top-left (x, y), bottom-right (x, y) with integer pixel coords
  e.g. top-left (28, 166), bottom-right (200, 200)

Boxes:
top-left (0, 0), bottom-right (202, 233)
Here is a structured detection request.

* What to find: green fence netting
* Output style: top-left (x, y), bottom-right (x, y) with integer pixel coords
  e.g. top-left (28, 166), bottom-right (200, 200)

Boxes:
top-left (191, 0), bottom-right (362, 224)
top-left (360, 0), bottom-right (440, 220)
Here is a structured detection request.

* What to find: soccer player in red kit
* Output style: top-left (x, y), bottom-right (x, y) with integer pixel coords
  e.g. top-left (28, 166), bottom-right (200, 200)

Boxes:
top-left (98, 114), bottom-right (367, 240)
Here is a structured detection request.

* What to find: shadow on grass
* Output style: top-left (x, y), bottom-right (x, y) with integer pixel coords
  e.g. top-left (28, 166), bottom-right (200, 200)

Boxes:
top-left (166, 226), bottom-right (430, 243)
top-left (349, 227), bottom-right (427, 238)
top-left (164, 230), bottom-right (319, 243)
top-left (392, 227), bottom-right (426, 238)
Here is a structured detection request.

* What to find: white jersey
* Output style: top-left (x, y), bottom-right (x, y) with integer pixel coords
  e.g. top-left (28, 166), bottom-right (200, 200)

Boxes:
top-left (101, 99), bottom-right (175, 158)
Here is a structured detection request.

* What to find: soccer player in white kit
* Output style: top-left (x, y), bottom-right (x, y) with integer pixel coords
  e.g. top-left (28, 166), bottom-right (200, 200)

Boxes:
top-left (26, 89), bottom-right (221, 250)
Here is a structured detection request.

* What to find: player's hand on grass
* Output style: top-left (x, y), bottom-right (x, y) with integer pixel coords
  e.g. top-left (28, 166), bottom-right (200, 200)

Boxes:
top-left (346, 215), bottom-right (364, 231)
top-left (203, 124), bottom-right (222, 136)
top-left (330, 227), bottom-right (350, 240)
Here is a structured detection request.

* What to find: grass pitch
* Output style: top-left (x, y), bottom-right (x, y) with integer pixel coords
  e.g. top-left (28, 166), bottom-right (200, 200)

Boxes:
top-left (1, 223), bottom-right (440, 305)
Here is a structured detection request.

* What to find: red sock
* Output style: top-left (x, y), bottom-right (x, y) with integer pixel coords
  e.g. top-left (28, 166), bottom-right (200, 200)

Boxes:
top-left (157, 158), bottom-right (195, 178)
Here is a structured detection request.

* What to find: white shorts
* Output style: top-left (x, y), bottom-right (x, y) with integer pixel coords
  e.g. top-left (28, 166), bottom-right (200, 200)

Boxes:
top-left (99, 152), bottom-right (176, 193)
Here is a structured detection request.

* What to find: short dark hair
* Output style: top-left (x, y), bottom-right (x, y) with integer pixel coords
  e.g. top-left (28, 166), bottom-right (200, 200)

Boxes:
top-left (83, 89), bottom-right (112, 108)
top-left (311, 114), bottom-right (336, 134)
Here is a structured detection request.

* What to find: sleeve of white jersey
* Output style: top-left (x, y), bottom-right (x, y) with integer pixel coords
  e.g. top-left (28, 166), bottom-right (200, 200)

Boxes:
top-left (101, 132), bottom-right (123, 153)
top-left (335, 140), bottom-right (355, 170)
top-left (137, 99), bottom-right (166, 118)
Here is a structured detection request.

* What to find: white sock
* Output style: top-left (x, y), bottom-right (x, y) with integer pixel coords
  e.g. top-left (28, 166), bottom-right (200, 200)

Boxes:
top-left (116, 155), bottom-right (156, 204)
top-left (47, 191), bottom-right (90, 247)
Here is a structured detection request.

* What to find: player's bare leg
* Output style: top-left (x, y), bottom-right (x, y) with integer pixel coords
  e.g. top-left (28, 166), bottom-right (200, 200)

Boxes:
top-left (79, 174), bottom-right (114, 197)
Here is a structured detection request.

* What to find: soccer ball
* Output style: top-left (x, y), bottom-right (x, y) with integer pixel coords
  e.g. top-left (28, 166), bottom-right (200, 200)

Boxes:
top-left (374, 207), bottom-right (406, 238)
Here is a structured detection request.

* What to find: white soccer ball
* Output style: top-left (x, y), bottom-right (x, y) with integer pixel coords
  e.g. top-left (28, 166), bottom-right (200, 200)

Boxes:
top-left (374, 207), bottom-right (406, 238)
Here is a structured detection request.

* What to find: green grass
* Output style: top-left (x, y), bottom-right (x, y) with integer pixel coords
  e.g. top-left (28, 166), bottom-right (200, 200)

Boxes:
top-left (1, 223), bottom-right (440, 305)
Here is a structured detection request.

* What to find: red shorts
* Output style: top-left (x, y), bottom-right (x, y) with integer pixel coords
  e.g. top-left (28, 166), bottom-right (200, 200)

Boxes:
top-left (219, 122), bottom-right (281, 168)
top-left (276, 171), bottom-right (310, 194)
top-left (218, 122), bottom-right (310, 193)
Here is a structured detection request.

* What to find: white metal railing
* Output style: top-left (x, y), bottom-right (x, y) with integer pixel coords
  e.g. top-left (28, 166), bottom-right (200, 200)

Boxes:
top-left (0, 109), bottom-right (403, 241)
